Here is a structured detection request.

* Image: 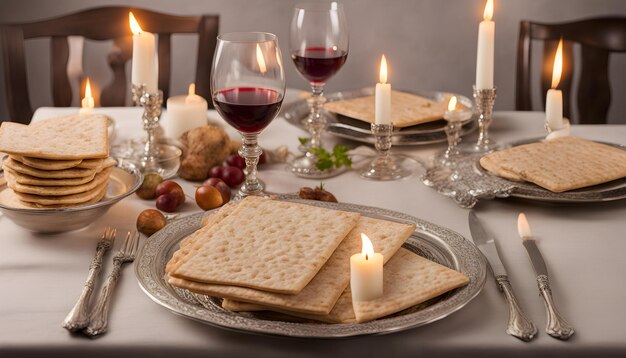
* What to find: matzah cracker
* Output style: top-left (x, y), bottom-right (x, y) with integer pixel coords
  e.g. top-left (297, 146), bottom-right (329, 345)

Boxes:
top-left (2, 157), bottom-right (114, 179)
top-left (171, 196), bottom-right (361, 294)
top-left (11, 155), bottom-right (82, 170)
top-left (5, 167), bottom-right (112, 196)
top-left (169, 216), bottom-right (414, 314)
top-left (324, 91), bottom-right (450, 128)
top-left (15, 179), bottom-right (109, 206)
top-left (164, 202), bottom-right (239, 275)
top-left (0, 114), bottom-right (109, 159)
top-left (480, 136), bottom-right (626, 192)
top-left (352, 248), bottom-right (469, 323)
top-left (17, 185), bottom-right (108, 208)
top-left (478, 155), bottom-right (523, 181)
top-left (2, 167), bottom-right (98, 186)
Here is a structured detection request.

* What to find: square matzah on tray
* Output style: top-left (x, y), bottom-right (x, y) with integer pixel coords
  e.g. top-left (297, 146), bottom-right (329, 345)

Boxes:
top-left (480, 136), bottom-right (626, 192)
top-left (170, 196), bottom-right (361, 294)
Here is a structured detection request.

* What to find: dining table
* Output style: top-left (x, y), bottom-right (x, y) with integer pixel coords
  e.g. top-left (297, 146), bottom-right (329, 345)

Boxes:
top-left (1, 89), bottom-right (625, 358)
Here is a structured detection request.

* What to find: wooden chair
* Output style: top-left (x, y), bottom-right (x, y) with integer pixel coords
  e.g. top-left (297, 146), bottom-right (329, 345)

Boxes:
top-left (1, 6), bottom-right (219, 124)
top-left (516, 17), bottom-right (626, 124)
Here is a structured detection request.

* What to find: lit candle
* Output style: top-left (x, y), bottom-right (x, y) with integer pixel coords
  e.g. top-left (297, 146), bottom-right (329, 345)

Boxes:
top-left (165, 83), bottom-right (208, 139)
top-left (79, 78), bottom-right (95, 115)
top-left (375, 55), bottom-right (391, 125)
top-left (546, 38), bottom-right (564, 131)
top-left (129, 12), bottom-right (158, 93)
top-left (350, 233), bottom-right (383, 301)
top-left (476, 0), bottom-right (495, 89)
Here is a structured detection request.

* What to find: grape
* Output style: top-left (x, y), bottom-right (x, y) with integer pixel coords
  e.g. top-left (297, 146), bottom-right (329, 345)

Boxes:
top-left (203, 177), bottom-right (226, 187)
top-left (213, 181), bottom-right (231, 203)
top-left (136, 173), bottom-right (163, 199)
top-left (222, 166), bottom-right (245, 187)
top-left (156, 193), bottom-right (179, 212)
top-left (195, 185), bottom-right (223, 210)
top-left (208, 166), bottom-right (225, 180)
top-left (155, 181), bottom-right (185, 206)
top-left (223, 154), bottom-right (246, 170)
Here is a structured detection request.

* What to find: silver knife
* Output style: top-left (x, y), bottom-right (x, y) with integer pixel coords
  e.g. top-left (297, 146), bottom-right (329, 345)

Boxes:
top-left (517, 213), bottom-right (574, 340)
top-left (469, 211), bottom-right (537, 341)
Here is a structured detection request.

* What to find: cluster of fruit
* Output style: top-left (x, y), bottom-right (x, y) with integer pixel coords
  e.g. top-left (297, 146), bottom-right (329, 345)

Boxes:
top-left (136, 173), bottom-right (185, 212)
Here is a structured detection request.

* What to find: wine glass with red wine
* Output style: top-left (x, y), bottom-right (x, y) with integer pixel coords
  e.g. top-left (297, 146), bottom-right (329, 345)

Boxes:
top-left (288, 2), bottom-right (349, 178)
top-left (212, 32), bottom-right (285, 198)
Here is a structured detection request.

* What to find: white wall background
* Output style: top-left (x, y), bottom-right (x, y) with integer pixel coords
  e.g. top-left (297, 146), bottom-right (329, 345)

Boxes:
top-left (1, 0), bottom-right (625, 123)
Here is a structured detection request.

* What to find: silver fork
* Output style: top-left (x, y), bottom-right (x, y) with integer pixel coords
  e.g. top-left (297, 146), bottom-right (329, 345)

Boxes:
top-left (84, 230), bottom-right (139, 337)
top-left (62, 227), bottom-right (116, 331)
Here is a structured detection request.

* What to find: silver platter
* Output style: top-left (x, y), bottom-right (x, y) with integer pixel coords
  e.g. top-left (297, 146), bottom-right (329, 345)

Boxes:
top-left (282, 87), bottom-right (478, 146)
top-left (422, 138), bottom-right (626, 208)
top-left (135, 196), bottom-right (486, 338)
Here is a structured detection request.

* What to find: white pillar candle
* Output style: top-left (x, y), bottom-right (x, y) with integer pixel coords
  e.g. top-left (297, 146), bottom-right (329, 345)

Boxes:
top-left (546, 38), bottom-right (564, 131)
top-left (165, 83), bottom-right (208, 139)
top-left (375, 55), bottom-right (392, 125)
top-left (79, 78), bottom-right (95, 115)
top-left (129, 12), bottom-right (158, 93)
top-left (350, 234), bottom-right (383, 301)
top-left (476, 0), bottom-right (495, 90)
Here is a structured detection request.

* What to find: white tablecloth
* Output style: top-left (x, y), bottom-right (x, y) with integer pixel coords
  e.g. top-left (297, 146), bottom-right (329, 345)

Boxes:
top-left (1, 101), bottom-right (625, 357)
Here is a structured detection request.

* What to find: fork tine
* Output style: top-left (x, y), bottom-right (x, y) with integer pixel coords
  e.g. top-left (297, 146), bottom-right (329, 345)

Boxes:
top-left (123, 231), bottom-right (132, 253)
top-left (130, 230), bottom-right (140, 257)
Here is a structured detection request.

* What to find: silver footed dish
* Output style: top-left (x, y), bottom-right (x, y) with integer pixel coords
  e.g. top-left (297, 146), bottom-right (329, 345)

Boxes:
top-left (282, 87), bottom-right (477, 146)
top-left (0, 160), bottom-right (143, 233)
top-left (135, 195), bottom-right (487, 338)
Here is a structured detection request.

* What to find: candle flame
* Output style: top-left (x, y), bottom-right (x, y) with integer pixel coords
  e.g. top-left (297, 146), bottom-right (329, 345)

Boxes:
top-left (256, 44), bottom-right (267, 74)
top-left (361, 233), bottom-right (375, 260)
top-left (551, 38), bottom-right (563, 89)
top-left (188, 83), bottom-right (196, 96)
top-left (483, 0), bottom-right (494, 21)
top-left (129, 12), bottom-right (143, 35)
top-left (517, 213), bottom-right (533, 239)
top-left (447, 96), bottom-right (457, 111)
top-left (84, 78), bottom-right (92, 99)
top-left (379, 55), bottom-right (388, 84)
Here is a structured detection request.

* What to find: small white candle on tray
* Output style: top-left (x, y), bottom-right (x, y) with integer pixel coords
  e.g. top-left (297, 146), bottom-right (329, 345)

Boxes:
top-left (165, 83), bottom-right (208, 139)
top-left (476, 0), bottom-right (495, 90)
top-left (375, 55), bottom-right (391, 125)
top-left (546, 38), bottom-right (564, 131)
top-left (129, 12), bottom-right (158, 93)
top-left (79, 78), bottom-right (94, 115)
top-left (351, 233), bottom-right (383, 301)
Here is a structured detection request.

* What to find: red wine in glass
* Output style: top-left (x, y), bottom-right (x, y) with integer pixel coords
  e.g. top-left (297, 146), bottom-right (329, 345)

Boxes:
top-left (291, 47), bottom-right (348, 84)
top-left (213, 87), bottom-right (283, 133)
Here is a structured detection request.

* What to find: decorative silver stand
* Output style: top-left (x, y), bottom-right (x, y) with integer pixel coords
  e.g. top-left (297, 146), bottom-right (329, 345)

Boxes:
top-left (287, 88), bottom-right (341, 179)
top-left (359, 123), bottom-right (410, 181)
top-left (472, 86), bottom-right (497, 153)
top-left (131, 84), bottom-right (165, 175)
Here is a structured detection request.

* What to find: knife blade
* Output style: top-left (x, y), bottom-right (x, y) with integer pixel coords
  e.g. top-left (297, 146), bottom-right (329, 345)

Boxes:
top-left (469, 211), bottom-right (537, 341)
top-left (518, 213), bottom-right (574, 340)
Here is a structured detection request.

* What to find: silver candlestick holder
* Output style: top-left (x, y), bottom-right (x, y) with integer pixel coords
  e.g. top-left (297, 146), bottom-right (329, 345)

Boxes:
top-left (131, 83), bottom-right (165, 175)
top-left (472, 85), bottom-right (497, 153)
top-left (359, 123), bottom-right (411, 181)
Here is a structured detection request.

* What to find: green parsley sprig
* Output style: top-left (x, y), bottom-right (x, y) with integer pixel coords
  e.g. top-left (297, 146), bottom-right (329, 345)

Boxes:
top-left (310, 145), bottom-right (352, 171)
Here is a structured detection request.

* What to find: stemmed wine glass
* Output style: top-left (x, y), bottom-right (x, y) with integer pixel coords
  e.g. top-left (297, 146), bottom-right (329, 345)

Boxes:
top-left (211, 32), bottom-right (285, 199)
top-left (287, 2), bottom-right (349, 178)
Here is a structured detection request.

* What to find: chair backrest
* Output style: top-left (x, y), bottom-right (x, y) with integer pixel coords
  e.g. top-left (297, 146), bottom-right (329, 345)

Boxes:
top-left (1, 6), bottom-right (219, 124)
top-left (515, 17), bottom-right (626, 124)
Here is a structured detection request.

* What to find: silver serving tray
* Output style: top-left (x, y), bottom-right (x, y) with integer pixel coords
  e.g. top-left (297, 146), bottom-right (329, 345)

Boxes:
top-left (282, 88), bottom-right (478, 146)
top-left (422, 137), bottom-right (626, 208)
top-left (135, 197), bottom-right (486, 338)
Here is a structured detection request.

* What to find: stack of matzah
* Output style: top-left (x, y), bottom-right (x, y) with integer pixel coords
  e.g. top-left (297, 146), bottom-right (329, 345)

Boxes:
top-left (480, 136), bottom-right (626, 193)
top-left (166, 196), bottom-right (470, 323)
top-left (0, 115), bottom-right (114, 208)
top-left (324, 91), bottom-right (454, 128)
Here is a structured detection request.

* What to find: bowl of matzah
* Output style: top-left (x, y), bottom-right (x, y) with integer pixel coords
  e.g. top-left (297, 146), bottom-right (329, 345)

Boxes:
top-left (135, 196), bottom-right (486, 337)
top-left (0, 115), bottom-right (143, 233)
